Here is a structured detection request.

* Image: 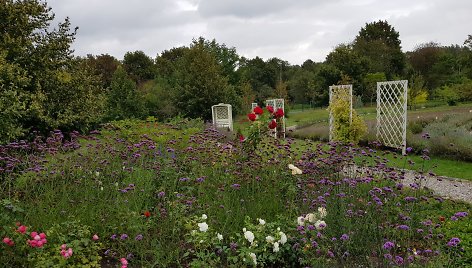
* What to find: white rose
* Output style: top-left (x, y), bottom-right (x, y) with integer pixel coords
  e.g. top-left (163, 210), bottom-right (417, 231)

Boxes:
top-left (244, 230), bottom-right (255, 243)
top-left (249, 252), bottom-right (257, 265)
top-left (258, 218), bottom-right (266, 225)
top-left (266, 235), bottom-right (275, 243)
top-left (297, 216), bottom-right (305, 226)
top-left (217, 233), bottom-right (223, 241)
top-left (201, 214), bottom-right (207, 220)
top-left (279, 232), bottom-right (287, 244)
top-left (318, 207), bottom-right (327, 218)
top-left (198, 222), bottom-right (208, 232)
top-left (273, 242), bottom-right (280, 252)
top-left (305, 213), bottom-right (316, 223)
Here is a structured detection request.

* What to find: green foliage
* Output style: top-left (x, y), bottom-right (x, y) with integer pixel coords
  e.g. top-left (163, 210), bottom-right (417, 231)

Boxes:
top-left (353, 20), bottom-right (406, 78)
top-left (105, 66), bottom-right (147, 120)
top-left (35, 60), bottom-right (106, 133)
top-left (328, 90), bottom-right (367, 144)
top-left (192, 37), bottom-right (241, 85)
top-left (123, 50), bottom-right (155, 84)
top-left (239, 81), bottom-right (256, 113)
top-left (408, 74), bottom-right (429, 109)
top-left (0, 52), bottom-right (29, 143)
top-left (287, 68), bottom-right (316, 104)
top-left (435, 85), bottom-right (460, 106)
top-left (174, 42), bottom-right (235, 120)
top-left (83, 54), bottom-right (119, 88)
top-left (0, 0), bottom-right (107, 141)
top-left (362, 72), bottom-right (386, 105)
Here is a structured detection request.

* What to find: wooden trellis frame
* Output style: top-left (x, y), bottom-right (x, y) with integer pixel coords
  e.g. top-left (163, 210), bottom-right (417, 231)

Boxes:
top-left (211, 103), bottom-right (233, 131)
top-left (376, 80), bottom-right (408, 155)
top-left (329, 85), bottom-right (352, 141)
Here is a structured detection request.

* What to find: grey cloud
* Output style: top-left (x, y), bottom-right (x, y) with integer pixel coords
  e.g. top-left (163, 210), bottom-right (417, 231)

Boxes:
top-left (46, 0), bottom-right (472, 64)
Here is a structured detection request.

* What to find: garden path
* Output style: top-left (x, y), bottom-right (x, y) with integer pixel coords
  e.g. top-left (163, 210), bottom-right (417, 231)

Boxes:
top-left (401, 170), bottom-right (472, 204)
top-left (344, 165), bottom-right (472, 204)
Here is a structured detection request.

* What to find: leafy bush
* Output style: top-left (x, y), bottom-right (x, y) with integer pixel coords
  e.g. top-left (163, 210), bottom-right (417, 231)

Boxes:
top-left (328, 90), bottom-right (367, 144)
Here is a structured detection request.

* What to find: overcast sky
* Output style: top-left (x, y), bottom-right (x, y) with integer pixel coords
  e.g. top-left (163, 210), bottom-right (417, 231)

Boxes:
top-left (47, 0), bottom-right (471, 65)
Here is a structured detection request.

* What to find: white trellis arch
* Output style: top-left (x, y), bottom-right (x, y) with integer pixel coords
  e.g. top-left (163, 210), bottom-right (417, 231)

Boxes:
top-left (265, 98), bottom-right (286, 138)
top-left (376, 80), bottom-right (408, 155)
top-left (211, 103), bottom-right (233, 131)
top-left (251, 102), bottom-right (258, 111)
top-left (329, 85), bottom-right (353, 141)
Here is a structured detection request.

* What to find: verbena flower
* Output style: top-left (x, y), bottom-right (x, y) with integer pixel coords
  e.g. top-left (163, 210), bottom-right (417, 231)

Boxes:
top-left (383, 241), bottom-right (395, 250)
top-left (447, 237), bottom-right (460, 247)
top-left (315, 220), bottom-right (326, 230)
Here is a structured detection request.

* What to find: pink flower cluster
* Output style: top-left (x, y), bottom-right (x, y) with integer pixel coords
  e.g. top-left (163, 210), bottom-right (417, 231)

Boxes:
top-left (2, 237), bottom-right (14, 246)
top-left (120, 257), bottom-right (128, 268)
top-left (60, 244), bottom-right (73, 258)
top-left (27, 231), bottom-right (47, 248)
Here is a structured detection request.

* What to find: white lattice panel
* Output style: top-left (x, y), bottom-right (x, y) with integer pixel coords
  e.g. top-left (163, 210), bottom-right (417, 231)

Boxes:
top-left (212, 103), bottom-right (233, 131)
top-left (265, 98), bottom-right (285, 138)
top-left (329, 85), bottom-right (352, 141)
top-left (376, 80), bottom-right (408, 154)
top-left (251, 102), bottom-right (258, 111)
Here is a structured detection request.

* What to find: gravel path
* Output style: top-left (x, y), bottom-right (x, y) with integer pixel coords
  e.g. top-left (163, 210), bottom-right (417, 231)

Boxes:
top-left (343, 165), bottom-right (472, 204)
top-left (401, 170), bottom-right (472, 204)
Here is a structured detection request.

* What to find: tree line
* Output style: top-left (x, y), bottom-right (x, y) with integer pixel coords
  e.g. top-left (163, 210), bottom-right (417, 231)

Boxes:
top-left (1, 0), bottom-right (472, 143)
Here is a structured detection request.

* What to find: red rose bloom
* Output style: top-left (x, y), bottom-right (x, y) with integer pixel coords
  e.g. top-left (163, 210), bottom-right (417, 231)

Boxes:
top-left (253, 106), bottom-right (263, 115)
top-left (268, 119), bottom-right (277, 129)
top-left (275, 108), bottom-right (284, 118)
top-left (248, 113), bottom-right (257, 121)
top-left (266, 105), bottom-right (274, 114)
top-left (144, 211), bottom-right (151, 218)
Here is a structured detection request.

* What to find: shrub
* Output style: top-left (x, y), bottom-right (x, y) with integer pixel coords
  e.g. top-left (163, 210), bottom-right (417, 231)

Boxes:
top-left (328, 90), bottom-right (367, 144)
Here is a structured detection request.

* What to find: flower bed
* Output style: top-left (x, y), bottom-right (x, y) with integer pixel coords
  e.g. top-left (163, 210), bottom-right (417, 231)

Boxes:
top-left (1, 118), bottom-right (470, 267)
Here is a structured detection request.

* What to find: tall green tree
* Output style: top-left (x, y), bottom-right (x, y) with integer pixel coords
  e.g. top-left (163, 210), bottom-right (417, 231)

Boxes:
top-left (0, 51), bottom-right (30, 142)
top-left (362, 72), bottom-right (386, 105)
top-left (287, 67), bottom-right (316, 104)
top-left (173, 42), bottom-right (235, 120)
top-left (407, 42), bottom-right (442, 91)
top-left (105, 66), bottom-right (146, 120)
top-left (84, 54), bottom-right (120, 88)
top-left (192, 37), bottom-right (240, 85)
top-left (353, 20), bottom-right (406, 78)
top-left (123, 50), bottom-right (155, 84)
top-left (0, 0), bottom-right (105, 139)
top-left (325, 44), bottom-right (369, 93)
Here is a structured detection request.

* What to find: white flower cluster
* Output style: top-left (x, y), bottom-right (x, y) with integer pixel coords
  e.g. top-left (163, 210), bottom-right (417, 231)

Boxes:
top-left (264, 227), bottom-right (287, 253)
top-left (297, 207), bottom-right (328, 230)
top-left (197, 214), bottom-right (209, 232)
top-left (288, 164), bottom-right (303, 175)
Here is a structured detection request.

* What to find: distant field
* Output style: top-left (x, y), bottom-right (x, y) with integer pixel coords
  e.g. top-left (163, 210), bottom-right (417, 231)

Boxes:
top-left (288, 103), bottom-right (472, 139)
